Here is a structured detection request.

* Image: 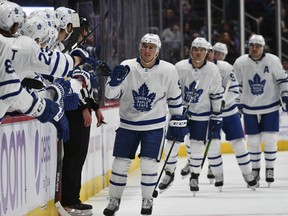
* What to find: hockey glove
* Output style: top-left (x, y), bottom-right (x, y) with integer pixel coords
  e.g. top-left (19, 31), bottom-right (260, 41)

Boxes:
top-left (95, 61), bottom-right (111, 77)
top-left (50, 107), bottom-right (70, 142)
top-left (166, 114), bottom-right (188, 142)
top-left (108, 65), bottom-right (130, 87)
top-left (281, 96), bottom-right (288, 112)
top-left (70, 48), bottom-right (89, 65)
top-left (68, 69), bottom-right (92, 95)
top-left (63, 93), bottom-right (79, 111)
top-left (208, 113), bottom-right (223, 139)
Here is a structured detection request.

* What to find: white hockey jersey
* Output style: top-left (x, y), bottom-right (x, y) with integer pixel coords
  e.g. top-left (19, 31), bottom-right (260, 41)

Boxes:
top-left (215, 60), bottom-right (240, 117)
top-left (4, 35), bottom-right (75, 81)
top-left (233, 53), bottom-right (288, 114)
top-left (105, 58), bottom-right (183, 131)
top-left (0, 35), bottom-right (35, 121)
top-left (176, 59), bottom-right (223, 121)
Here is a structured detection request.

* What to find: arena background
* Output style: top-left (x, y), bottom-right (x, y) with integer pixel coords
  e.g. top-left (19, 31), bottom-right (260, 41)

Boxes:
top-left (1, 1), bottom-right (288, 215)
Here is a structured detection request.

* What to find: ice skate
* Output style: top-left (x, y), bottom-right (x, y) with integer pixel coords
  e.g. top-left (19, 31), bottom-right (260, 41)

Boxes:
top-left (63, 203), bottom-right (93, 216)
top-left (243, 173), bottom-right (257, 191)
top-left (103, 198), bottom-right (120, 216)
top-left (141, 198), bottom-right (153, 215)
top-left (158, 171), bottom-right (174, 193)
top-left (207, 166), bottom-right (215, 184)
top-left (252, 168), bottom-right (260, 188)
top-left (180, 161), bottom-right (190, 179)
top-left (214, 174), bottom-right (223, 192)
top-left (266, 168), bottom-right (274, 187)
top-left (190, 172), bottom-right (199, 196)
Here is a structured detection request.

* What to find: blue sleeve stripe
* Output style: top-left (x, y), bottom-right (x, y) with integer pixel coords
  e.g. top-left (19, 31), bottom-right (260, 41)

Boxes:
top-left (0, 79), bottom-right (20, 87)
top-left (168, 103), bottom-right (182, 108)
top-left (120, 116), bottom-right (166, 126)
top-left (50, 51), bottom-right (60, 76)
top-left (167, 93), bottom-right (182, 101)
top-left (0, 86), bottom-right (22, 100)
top-left (61, 55), bottom-right (70, 77)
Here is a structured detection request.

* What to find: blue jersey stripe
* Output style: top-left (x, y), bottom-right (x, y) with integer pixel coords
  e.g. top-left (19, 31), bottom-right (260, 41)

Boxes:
top-left (120, 116), bottom-right (166, 126)
top-left (50, 51), bottom-right (60, 76)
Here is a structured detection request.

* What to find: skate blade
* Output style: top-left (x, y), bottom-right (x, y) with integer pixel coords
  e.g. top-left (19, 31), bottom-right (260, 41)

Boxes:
top-left (216, 186), bottom-right (223, 192)
top-left (181, 174), bottom-right (189, 179)
top-left (209, 179), bottom-right (214, 184)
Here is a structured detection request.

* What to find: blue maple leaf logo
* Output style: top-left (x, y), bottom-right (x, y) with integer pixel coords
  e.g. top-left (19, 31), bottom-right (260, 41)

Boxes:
top-left (132, 83), bottom-right (156, 112)
top-left (37, 23), bottom-right (42, 30)
top-left (184, 81), bottom-right (202, 103)
top-left (248, 73), bottom-right (266, 96)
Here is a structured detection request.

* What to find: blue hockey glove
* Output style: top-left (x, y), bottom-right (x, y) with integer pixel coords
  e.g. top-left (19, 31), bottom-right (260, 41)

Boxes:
top-left (63, 93), bottom-right (79, 111)
top-left (281, 96), bottom-right (288, 112)
top-left (108, 65), bottom-right (130, 87)
top-left (166, 115), bottom-right (189, 142)
top-left (50, 107), bottom-right (70, 142)
top-left (208, 113), bottom-right (223, 139)
top-left (70, 48), bottom-right (89, 65)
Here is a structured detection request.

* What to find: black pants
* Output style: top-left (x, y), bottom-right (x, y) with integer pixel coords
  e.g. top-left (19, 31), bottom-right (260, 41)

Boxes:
top-left (61, 108), bottom-right (91, 206)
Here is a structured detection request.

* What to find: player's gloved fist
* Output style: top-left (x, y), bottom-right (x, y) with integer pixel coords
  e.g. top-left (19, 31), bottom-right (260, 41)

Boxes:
top-left (26, 97), bottom-right (59, 123)
top-left (95, 61), bottom-right (111, 76)
top-left (166, 114), bottom-right (188, 142)
top-left (50, 108), bottom-right (70, 142)
top-left (70, 48), bottom-right (89, 65)
top-left (53, 78), bottom-right (71, 95)
top-left (63, 93), bottom-right (79, 111)
top-left (109, 65), bottom-right (130, 87)
top-left (208, 113), bottom-right (223, 139)
top-left (281, 96), bottom-right (288, 112)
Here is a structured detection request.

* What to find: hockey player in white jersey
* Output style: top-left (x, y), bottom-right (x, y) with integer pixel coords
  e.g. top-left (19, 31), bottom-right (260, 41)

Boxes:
top-left (205, 42), bottom-right (257, 189)
top-left (103, 33), bottom-right (187, 215)
top-left (233, 34), bottom-right (288, 187)
top-left (0, 34), bottom-right (69, 141)
top-left (158, 37), bottom-right (223, 196)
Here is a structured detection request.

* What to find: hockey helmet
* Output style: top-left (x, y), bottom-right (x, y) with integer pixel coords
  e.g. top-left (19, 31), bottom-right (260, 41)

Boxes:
top-left (55, 7), bottom-right (80, 30)
top-left (21, 15), bottom-right (49, 44)
top-left (213, 42), bottom-right (228, 55)
top-left (191, 37), bottom-right (208, 49)
top-left (0, 1), bottom-right (24, 31)
top-left (30, 9), bottom-right (60, 31)
top-left (249, 34), bottom-right (265, 46)
top-left (140, 33), bottom-right (161, 50)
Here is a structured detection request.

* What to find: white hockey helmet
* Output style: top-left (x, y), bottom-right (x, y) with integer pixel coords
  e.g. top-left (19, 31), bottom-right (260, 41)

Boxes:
top-left (55, 7), bottom-right (80, 30)
top-left (191, 37), bottom-right (208, 49)
top-left (140, 33), bottom-right (161, 50)
top-left (249, 34), bottom-right (265, 46)
top-left (0, 1), bottom-right (24, 31)
top-left (207, 42), bottom-right (213, 51)
top-left (21, 15), bottom-right (49, 44)
top-left (213, 42), bottom-right (228, 55)
top-left (30, 9), bottom-right (60, 31)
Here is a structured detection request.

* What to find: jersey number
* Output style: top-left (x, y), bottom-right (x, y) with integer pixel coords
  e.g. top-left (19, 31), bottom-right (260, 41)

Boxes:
top-left (5, 59), bottom-right (15, 74)
top-left (38, 48), bottom-right (53, 65)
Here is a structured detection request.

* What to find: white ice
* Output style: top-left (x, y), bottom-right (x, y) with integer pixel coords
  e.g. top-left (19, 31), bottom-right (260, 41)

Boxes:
top-left (86, 151), bottom-right (288, 216)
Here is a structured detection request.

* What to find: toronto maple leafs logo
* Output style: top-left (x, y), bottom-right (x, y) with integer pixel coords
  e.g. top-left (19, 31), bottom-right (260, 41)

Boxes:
top-left (248, 73), bottom-right (266, 96)
top-left (37, 23), bottom-right (42, 30)
top-left (132, 83), bottom-right (156, 111)
top-left (184, 81), bottom-right (202, 104)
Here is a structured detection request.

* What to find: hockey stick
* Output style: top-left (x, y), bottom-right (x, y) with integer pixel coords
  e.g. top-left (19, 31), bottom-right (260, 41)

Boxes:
top-left (54, 139), bottom-right (70, 216)
top-left (280, 97), bottom-right (287, 112)
top-left (200, 128), bottom-right (214, 169)
top-left (152, 137), bottom-right (177, 198)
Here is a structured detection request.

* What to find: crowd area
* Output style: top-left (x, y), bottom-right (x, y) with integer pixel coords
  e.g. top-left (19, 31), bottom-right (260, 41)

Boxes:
top-left (1, 1), bottom-right (288, 216)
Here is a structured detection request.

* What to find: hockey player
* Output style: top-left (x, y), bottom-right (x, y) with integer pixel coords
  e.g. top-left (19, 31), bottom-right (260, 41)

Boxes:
top-left (204, 42), bottom-right (257, 190)
top-left (158, 37), bottom-right (223, 195)
top-left (103, 33), bottom-right (187, 215)
top-left (0, 34), bottom-right (69, 141)
top-left (233, 34), bottom-right (288, 187)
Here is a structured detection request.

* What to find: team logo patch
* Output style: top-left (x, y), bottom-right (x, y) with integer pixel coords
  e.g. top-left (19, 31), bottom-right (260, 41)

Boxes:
top-left (184, 81), bottom-right (202, 103)
top-left (248, 73), bottom-right (266, 95)
top-left (132, 83), bottom-right (156, 111)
